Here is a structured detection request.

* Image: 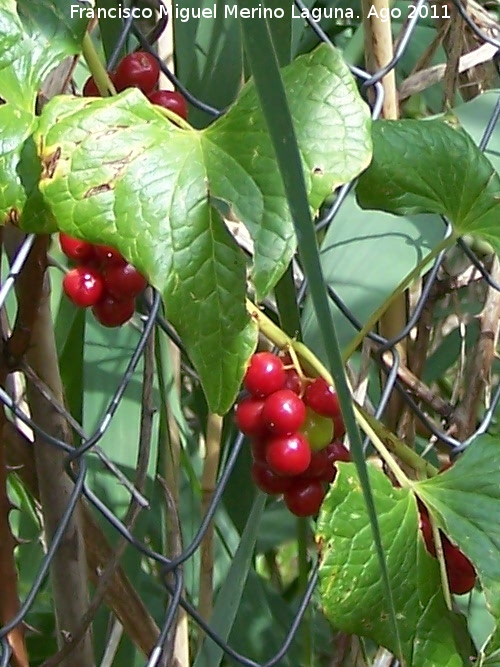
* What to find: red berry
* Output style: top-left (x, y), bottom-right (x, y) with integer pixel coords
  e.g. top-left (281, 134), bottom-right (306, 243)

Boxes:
top-left (59, 233), bottom-right (95, 264)
top-left (114, 51), bottom-right (160, 94)
top-left (261, 389), bottom-right (306, 435)
top-left (63, 266), bottom-right (104, 307)
top-left (302, 448), bottom-right (334, 481)
top-left (326, 440), bottom-right (351, 463)
top-left (418, 506), bottom-right (476, 595)
top-left (148, 90), bottom-right (188, 120)
top-left (82, 73), bottom-right (118, 97)
top-left (304, 378), bottom-right (341, 418)
top-left (418, 507), bottom-right (436, 556)
top-left (234, 397), bottom-right (267, 437)
top-left (92, 295), bottom-right (135, 327)
top-left (284, 479), bottom-right (326, 517)
top-left (251, 462), bottom-right (293, 495)
top-left (266, 433), bottom-right (311, 477)
top-left (102, 263), bottom-right (147, 300)
top-left (284, 368), bottom-right (303, 394)
top-left (83, 76), bottom-right (100, 97)
top-left (443, 540), bottom-right (476, 595)
top-left (94, 244), bottom-right (127, 267)
top-left (243, 352), bottom-right (286, 398)
top-left (313, 441), bottom-right (351, 483)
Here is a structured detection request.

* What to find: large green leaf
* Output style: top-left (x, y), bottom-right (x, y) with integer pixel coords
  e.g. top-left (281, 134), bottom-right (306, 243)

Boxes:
top-left (26, 44), bottom-right (371, 413)
top-left (356, 119), bottom-right (500, 254)
top-left (317, 462), bottom-right (471, 666)
top-left (0, 0), bottom-right (88, 108)
top-left (204, 43), bottom-right (372, 297)
top-left (416, 436), bottom-right (500, 664)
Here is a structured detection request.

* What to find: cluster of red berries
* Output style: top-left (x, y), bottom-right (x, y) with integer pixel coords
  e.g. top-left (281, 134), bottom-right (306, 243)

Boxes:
top-left (59, 233), bottom-right (147, 328)
top-left (235, 351), bottom-right (349, 517)
top-left (418, 490), bottom-right (476, 595)
top-left (83, 51), bottom-right (188, 120)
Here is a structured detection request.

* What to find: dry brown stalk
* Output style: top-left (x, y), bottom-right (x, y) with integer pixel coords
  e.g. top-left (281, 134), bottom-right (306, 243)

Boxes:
top-left (453, 257), bottom-right (500, 439)
top-left (197, 413), bottom-right (223, 644)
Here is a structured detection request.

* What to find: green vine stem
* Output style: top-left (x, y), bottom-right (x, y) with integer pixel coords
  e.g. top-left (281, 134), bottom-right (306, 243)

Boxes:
top-left (81, 33), bottom-right (116, 96)
top-left (246, 299), bottom-right (439, 480)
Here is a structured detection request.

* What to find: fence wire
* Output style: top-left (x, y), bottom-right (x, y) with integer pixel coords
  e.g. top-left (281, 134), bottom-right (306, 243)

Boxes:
top-left (1, 1), bottom-right (500, 666)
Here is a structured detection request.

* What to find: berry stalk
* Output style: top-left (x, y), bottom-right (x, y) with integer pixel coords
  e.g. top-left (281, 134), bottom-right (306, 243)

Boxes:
top-left (81, 33), bottom-right (116, 97)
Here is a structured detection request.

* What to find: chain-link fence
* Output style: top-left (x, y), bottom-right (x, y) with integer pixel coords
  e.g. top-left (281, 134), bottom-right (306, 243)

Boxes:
top-left (1, 1), bottom-right (500, 665)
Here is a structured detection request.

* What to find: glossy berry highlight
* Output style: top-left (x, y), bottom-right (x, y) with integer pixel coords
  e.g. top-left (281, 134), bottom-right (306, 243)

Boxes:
top-left (265, 433), bottom-right (311, 477)
top-left (63, 267), bottom-right (104, 308)
top-left (243, 352), bottom-right (286, 398)
top-left (113, 51), bottom-right (160, 94)
top-left (261, 389), bottom-right (306, 435)
top-left (94, 244), bottom-right (127, 267)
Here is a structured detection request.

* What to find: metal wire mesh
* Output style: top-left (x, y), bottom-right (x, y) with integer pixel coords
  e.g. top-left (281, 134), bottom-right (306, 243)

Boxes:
top-left (1, 1), bottom-right (500, 665)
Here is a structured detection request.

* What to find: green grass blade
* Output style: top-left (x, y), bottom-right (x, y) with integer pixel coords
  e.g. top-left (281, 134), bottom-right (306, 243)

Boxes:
top-left (267, 0), bottom-right (292, 65)
top-left (237, 10), bottom-right (404, 660)
top-left (274, 264), bottom-right (302, 339)
top-left (193, 493), bottom-right (267, 667)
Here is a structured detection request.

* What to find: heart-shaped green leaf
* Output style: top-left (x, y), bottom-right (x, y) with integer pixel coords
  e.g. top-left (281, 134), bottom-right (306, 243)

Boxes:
top-left (24, 44), bottom-right (371, 412)
top-left (203, 43), bottom-right (372, 297)
top-left (356, 118), bottom-right (500, 254)
top-left (416, 436), bottom-right (500, 664)
top-left (0, 0), bottom-right (88, 108)
top-left (317, 462), bottom-right (471, 666)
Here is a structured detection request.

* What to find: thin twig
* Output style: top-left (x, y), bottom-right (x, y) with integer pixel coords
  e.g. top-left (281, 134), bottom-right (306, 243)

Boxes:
top-left (377, 348), bottom-right (453, 420)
